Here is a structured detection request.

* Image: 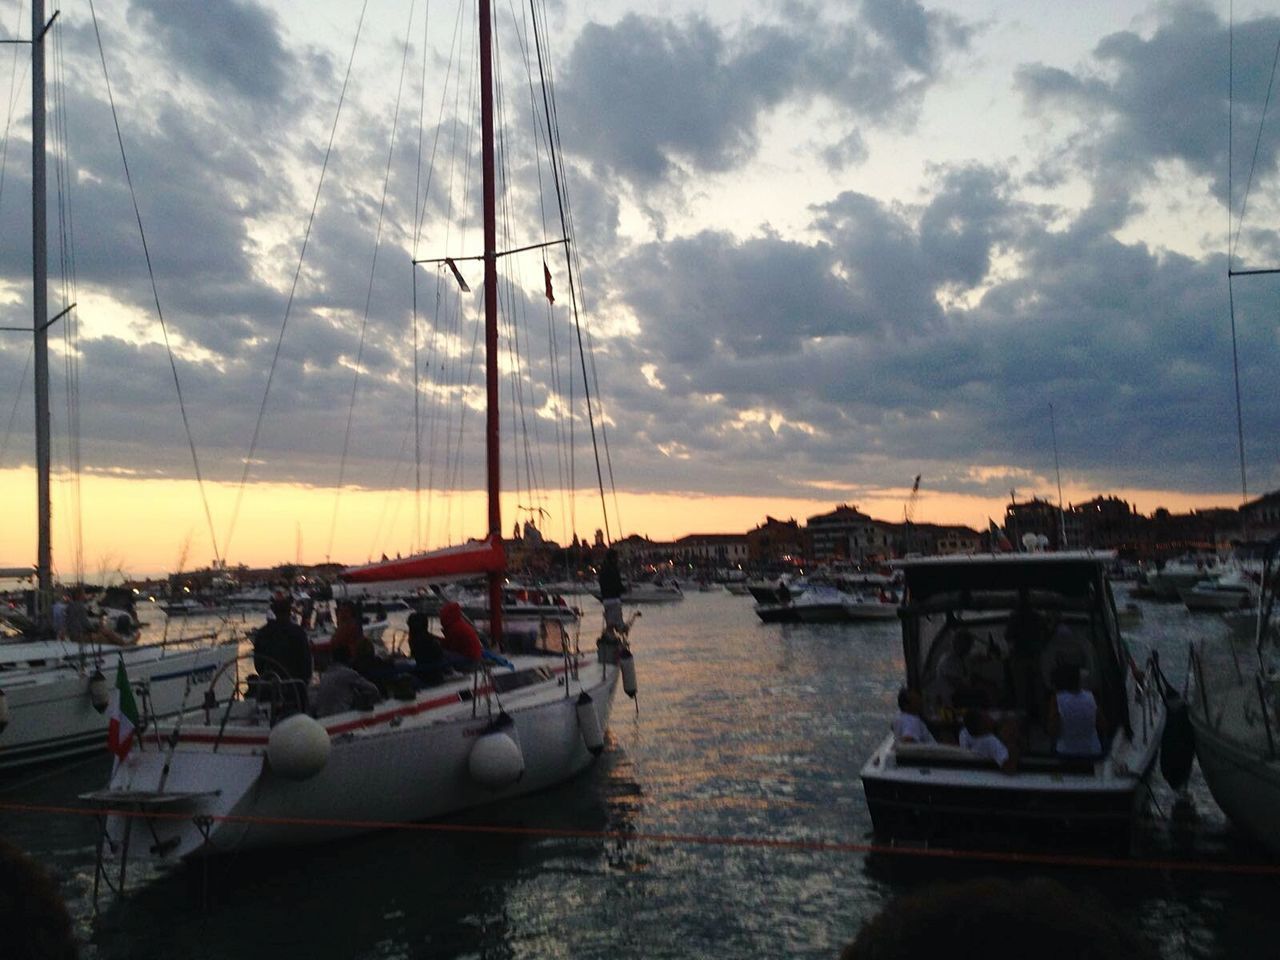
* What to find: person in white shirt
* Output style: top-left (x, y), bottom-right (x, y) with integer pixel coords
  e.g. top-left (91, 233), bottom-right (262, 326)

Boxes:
top-left (1047, 664), bottom-right (1106, 757)
top-left (959, 709), bottom-right (1017, 772)
top-left (892, 688), bottom-right (935, 744)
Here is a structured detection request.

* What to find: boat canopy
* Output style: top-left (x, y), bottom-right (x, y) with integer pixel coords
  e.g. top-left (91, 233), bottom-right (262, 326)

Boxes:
top-left (897, 552), bottom-right (1131, 735)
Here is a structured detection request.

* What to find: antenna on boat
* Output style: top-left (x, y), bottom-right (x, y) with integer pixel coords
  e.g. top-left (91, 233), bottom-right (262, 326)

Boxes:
top-left (1050, 403), bottom-right (1067, 549)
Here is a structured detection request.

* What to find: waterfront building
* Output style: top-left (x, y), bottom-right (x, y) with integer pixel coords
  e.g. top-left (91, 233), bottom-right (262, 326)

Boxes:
top-left (806, 504), bottom-right (892, 563)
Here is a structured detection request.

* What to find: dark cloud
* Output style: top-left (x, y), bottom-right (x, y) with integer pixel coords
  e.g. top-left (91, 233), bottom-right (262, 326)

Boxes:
top-left (558, 3), bottom-right (970, 187)
top-left (1016, 3), bottom-right (1280, 209)
top-left (129, 0), bottom-right (296, 105)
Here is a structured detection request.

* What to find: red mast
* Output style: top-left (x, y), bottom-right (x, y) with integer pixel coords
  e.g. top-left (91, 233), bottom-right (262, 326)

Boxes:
top-left (479, 0), bottom-right (504, 647)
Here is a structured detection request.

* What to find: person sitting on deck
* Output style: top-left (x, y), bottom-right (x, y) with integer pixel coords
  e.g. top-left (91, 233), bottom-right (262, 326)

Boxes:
top-left (959, 709), bottom-right (1017, 773)
top-left (405, 600), bottom-right (447, 684)
top-left (328, 600), bottom-right (363, 662)
top-left (934, 630), bottom-right (998, 709)
top-left (253, 591), bottom-right (313, 713)
top-left (312, 643), bottom-right (381, 717)
top-left (1047, 663), bottom-right (1107, 758)
top-left (439, 601), bottom-right (485, 667)
top-left (891, 688), bottom-right (935, 744)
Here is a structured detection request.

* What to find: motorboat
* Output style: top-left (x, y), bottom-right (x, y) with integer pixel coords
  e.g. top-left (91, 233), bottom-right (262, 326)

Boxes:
top-left (1143, 556), bottom-right (1219, 601)
top-left (792, 584), bottom-right (855, 623)
top-left (1186, 536), bottom-right (1280, 856)
top-left (589, 578), bottom-right (683, 604)
top-left (842, 591), bottom-right (900, 621)
top-left (1181, 570), bottom-right (1258, 613)
top-left (860, 552), bottom-right (1166, 853)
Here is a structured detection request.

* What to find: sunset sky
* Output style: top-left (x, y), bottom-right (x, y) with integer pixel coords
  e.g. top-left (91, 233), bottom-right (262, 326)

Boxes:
top-left (1, 1), bottom-right (1277, 579)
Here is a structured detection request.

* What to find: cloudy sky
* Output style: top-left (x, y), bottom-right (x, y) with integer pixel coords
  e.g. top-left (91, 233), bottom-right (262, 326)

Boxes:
top-left (1, 0), bottom-right (1278, 576)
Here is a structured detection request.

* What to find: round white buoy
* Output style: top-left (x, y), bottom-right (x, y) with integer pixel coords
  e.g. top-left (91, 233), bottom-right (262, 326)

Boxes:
top-left (576, 691), bottom-right (604, 756)
top-left (620, 649), bottom-right (637, 699)
top-left (267, 713), bottom-right (331, 780)
top-left (88, 671), bottom-right (110, 714)
top-left (0, 688), bottom-right (9, 734)
top-left (469, 722), bottom-right (525, 789)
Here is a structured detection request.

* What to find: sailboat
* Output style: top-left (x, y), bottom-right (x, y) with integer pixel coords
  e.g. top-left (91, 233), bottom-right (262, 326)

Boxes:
top-left (0, 2), bottom-right (237, 771)
top-left (89, 0), bottom-right (628, 862)
top-left (1187, 536), bottom-right (1280, 854)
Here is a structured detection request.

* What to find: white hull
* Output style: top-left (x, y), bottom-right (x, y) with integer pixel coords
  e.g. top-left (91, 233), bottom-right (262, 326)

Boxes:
top-left (1188, 647), bottom-right (1280, 857)
top-left (98, 654), bottom-right (618, 859)
top-left (0, 638), bottom-right (239, 770)
top-left (1191, 709), bottom-right (1280, 856)
top-left (842, 599), bottom-right (899, 621)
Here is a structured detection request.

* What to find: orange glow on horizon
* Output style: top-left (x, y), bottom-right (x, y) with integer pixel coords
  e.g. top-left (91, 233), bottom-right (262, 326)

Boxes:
top-left (0, 467), bottom-right (1245, 579)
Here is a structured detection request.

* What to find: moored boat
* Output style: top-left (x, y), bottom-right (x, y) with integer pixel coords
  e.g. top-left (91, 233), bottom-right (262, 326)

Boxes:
top-left (85, 0), bottom-right (628, 864)
top-left (1186, 536), bottom-right (1280, 856)
top-left (860, 552), bottom-right (1166, 853)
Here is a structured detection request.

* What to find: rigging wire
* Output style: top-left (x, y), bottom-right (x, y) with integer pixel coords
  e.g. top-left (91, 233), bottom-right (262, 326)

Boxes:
top-left (51, 14), bottom-right (83, 582)
top-left (86, 0), bottom-right (222, 567)
top-left (224, 0), bottom-right (370, 562)
top-left (0, 1), bottom-right (28, 221)
top-left (1225, 10), bottom-right (1280, 525)
top-left (324, 0), bottom-right (420, 564)
top-left (529, 0), bottom-right (620, 541)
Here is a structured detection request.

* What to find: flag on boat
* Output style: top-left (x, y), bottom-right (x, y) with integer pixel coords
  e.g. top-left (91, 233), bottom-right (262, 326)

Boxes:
top-left (988, 519), bottom-right (1013, 553)
top-left (107, 659), bottom-right (140, 760)
top-left (543, 261), bottom-right (555, 303)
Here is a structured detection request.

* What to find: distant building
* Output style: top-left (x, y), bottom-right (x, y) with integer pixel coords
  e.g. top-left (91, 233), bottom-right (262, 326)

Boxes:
top-left (1005, 497), bottom-right (1073, 550)
top-left (806, 504), bottom-right (892, 563)
top-left (1241, 489), bottom-right (1280, 542)
top-left (673, 533), bottom-right (749, 567)
top-left (746, 516), bottom-right (807, 566)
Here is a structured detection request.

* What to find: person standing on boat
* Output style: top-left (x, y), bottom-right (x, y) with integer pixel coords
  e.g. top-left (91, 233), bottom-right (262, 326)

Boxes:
top-left (51, 595), bottom-right (68, 639)
top-left (1047, 664), bottom-right (1106, 757)
top-left (253, 591), bottom-right (313, 712)
top-left (598, 549), bottom-right (625, 632)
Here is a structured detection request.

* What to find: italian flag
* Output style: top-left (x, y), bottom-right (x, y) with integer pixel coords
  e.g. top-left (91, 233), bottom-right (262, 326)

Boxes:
top-left (107, 659), bottom-right (139, 760)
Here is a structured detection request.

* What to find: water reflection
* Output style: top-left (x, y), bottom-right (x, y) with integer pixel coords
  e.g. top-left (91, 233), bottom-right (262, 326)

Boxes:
top-left (2, 591), bottom-right (1276, 958)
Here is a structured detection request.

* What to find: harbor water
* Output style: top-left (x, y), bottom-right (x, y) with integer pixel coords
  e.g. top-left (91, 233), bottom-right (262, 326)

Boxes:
top-left (2, 588), bottom-right (1276, 958)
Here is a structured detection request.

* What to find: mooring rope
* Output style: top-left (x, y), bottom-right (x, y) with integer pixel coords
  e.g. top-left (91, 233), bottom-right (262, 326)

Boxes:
top-left (3, 798), bottom-right (1279, 878)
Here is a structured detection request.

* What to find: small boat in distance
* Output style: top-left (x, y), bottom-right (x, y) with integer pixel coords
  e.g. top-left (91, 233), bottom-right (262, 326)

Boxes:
top-left (861, 552), bottom-right (1166, 853)
top-left (1181, 569), bottom-right (1258, 612)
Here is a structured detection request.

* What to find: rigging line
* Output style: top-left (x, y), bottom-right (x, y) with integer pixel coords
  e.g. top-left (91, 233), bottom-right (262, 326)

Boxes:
top-left (223, 0), bottom-right (370, 561)
top-left (1227, 280), bottom-right (1249, 514)
top-left (529, 0), bottom-right (613, 541)
top-left (506, 0), bottom-right (558, 532)
top-left (52, 21), bottom-right (83, 581)
top-left (1230, 20), bottom-right (1280, 260)
top-left (86, 0), bottom-right (222, 567)
top-left (412, 3), bottom-right (431, 552)
top-left (1228, 0), bottom-right (1234, 267)
top-left (0, 3), bottom-right (29, 219)
top-left (325, 0), bottom-right (419, 564)
top-left (0, 343), bottom-right (32, 468)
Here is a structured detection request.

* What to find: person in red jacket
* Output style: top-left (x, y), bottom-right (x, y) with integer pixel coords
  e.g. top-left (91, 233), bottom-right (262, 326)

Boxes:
top-left (439, 601), bottom-right (484, 662)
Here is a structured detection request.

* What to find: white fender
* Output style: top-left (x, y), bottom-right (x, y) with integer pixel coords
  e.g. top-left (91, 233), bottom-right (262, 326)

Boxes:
top-left (576, 691), bottom-right (604, 756)
top-left (88, 670), bottom-right (110, 714)
top-left (619, 649), bottom-right (637, 699)
top-left (0, 688), bottom-right (9, 734)
top-left (267, 713), bottom-right (331, 780)
top-left (469, 715), bottom-right (524, 789)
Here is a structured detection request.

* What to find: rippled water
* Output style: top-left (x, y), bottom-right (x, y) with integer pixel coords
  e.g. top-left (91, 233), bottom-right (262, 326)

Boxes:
top-left (2, 589), bottom-right (1276, 958)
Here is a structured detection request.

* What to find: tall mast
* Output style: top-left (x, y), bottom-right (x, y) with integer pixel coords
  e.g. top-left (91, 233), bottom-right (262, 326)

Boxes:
top-left (32, 0), bottom-right (53, 624)
top-left (479, 0), bottom-right (503, 645)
